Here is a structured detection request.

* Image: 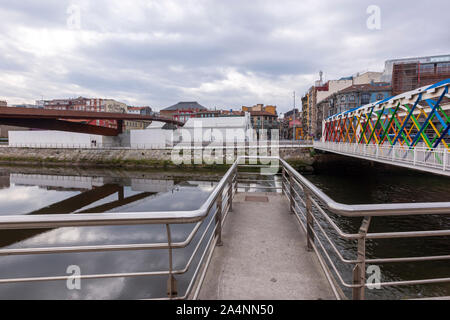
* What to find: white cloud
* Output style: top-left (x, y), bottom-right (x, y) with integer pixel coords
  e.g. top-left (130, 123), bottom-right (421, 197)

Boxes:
top-left (0, 0), bottom-right (448, 112)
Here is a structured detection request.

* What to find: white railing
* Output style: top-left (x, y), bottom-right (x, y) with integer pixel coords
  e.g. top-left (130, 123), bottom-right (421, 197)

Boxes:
top-left (314, 141), bottom-right (450, 174)
top-left (6, 140), bottom-right (313, 150)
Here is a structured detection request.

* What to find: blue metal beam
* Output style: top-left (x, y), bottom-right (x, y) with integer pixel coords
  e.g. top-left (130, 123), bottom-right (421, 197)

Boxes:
top-left (392, 93), bottom-right (422, 146)
top-left (410, 87), bottom-right (448, 148)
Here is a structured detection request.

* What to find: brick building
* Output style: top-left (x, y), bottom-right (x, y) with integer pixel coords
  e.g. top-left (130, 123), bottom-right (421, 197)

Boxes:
top-left (160, 101), bottom-right (207, 123)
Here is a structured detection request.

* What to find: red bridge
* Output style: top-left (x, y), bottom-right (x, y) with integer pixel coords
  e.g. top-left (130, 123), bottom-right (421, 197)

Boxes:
top-left (0, 107), bottom-right (184, 136)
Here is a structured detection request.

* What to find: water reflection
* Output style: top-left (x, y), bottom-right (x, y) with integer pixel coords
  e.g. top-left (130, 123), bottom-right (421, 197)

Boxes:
top-left (0, 167), bottom-right (218, 299)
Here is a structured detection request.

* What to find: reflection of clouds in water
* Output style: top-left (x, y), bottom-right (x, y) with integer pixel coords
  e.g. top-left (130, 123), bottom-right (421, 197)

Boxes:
top-left (68, 278), bottom-right (126, 300)
top-left (0, 175), bottom-right (216, 299)
top-left (0, 185), bottom-right (79, 215)
top-left (119, 186), bottom-right (212, 213)
top-left (11, 225), bottom-right (172, 248)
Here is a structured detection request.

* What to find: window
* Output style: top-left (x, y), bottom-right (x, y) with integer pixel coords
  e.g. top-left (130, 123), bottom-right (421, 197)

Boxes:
top-left (419, 63), bottom-right (434, 75)
top-left (340, 96), bottom-right (346, 103)
top-left (376, 93), bottom-right (384, 100)
top-left (361, 93), bottom-right (370, 105)
top-left (437, 62), bottom-right (450, 73)
top-left (349, 95), bottom-right (355, 102)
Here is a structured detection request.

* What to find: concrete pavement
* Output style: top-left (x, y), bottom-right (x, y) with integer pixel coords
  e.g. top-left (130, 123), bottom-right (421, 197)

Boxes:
top-left (198, 192), bottom-right (336, 300)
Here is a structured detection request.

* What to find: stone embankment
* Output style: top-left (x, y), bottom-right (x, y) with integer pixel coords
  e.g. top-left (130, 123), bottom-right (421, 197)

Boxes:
top-left (0, 146), bottom-right (315, 172)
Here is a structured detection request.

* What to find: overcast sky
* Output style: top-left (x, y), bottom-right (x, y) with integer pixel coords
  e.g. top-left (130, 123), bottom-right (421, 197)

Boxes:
top-left (0, 0), bottom-right (449, 112)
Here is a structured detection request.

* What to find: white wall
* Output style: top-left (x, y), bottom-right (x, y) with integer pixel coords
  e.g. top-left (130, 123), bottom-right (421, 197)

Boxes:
top-left (130, 129), bottom-right (172, 148)
top-left (180, 127), bottom-right (250, 143)
top-left (9, 131), bottom-right (105, 148)
top-left (10, 174), bottom-right (105, 189)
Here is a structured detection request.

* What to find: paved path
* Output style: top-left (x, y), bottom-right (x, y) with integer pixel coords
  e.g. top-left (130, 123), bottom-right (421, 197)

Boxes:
top-left (198, 192), bottom-right (336, 300)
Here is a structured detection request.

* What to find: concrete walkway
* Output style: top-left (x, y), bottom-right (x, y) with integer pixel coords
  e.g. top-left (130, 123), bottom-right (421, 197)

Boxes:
top-left (198, 192), bottom-right (336, 300)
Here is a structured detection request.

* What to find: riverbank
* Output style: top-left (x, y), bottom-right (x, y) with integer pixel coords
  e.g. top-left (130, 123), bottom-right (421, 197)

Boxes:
top-left (0, 146), bottom-right (315, 173)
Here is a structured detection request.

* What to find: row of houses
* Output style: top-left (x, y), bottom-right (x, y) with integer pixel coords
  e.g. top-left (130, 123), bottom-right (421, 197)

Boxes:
top-left (159, 102), bottom-right (280, 138)
top-left (294, 54), bottom-right (450, 140)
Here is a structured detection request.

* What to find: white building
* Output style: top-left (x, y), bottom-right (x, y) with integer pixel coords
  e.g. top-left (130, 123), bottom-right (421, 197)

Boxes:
top-left (130, 121), bottom-right (175, 148)
top-left (9, 130), bottom-right (109, 148)
top-left (180, 114), bottom-right (253, 143)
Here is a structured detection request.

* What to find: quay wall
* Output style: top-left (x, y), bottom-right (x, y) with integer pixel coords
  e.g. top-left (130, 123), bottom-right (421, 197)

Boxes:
top-left (0, 146), bottom-right (315, 171)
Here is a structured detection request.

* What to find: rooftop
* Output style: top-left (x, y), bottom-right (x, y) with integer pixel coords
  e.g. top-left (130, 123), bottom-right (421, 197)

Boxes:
top-left (162, 101), bottom-right (207, 111)
top-left (337, 83), bottom-right (391, 94)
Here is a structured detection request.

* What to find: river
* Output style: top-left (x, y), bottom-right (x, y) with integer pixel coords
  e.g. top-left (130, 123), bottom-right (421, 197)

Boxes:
top-left (0, 163), bottom-right (448, 299)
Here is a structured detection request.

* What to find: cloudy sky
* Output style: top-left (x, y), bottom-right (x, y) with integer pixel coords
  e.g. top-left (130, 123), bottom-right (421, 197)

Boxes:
top-left (0, 0), bottom-right (449, 113)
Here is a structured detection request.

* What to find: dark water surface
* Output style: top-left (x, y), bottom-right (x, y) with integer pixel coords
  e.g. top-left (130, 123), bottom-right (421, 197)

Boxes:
top-left (306, 164), bottom-right (450, 299)
top-left (0, 167), bottom-right (221, 299)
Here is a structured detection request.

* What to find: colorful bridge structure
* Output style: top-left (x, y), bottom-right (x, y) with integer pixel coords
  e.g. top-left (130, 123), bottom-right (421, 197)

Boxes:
top-left (314, 79), bottom-right (450, 176)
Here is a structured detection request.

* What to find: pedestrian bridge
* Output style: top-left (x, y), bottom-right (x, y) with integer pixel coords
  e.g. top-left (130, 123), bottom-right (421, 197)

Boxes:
top-left (318, 79), bottom-right (450, 176)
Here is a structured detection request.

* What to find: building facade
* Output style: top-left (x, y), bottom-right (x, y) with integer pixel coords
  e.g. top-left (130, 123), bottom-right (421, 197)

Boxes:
top-left (0, 101), bottom-right (7, 107)
top-left (327, 83), bottom-right (392, 116)
top-left (43, 97), bottom-right (128, 129)
top-left (242, 104), bottom-right (277, 115)
top-left (160, 101), bottom-right (207, 123)
top-left (301, 71), bottom-right (386, 140)
top-left (125, 106), bottom-right (153, 131)
top-left (388, 55), bottom-right (450, 95)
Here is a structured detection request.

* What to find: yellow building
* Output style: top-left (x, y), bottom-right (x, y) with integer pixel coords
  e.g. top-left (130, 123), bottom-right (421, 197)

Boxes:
top-left (241, 104), bottom-right (277, 115)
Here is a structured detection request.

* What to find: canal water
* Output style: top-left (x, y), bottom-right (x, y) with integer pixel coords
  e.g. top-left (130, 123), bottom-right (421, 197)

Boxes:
top-left (0, 163), bottom-right (448, 299)
top-left (307, 161), bottom-right (450, 300)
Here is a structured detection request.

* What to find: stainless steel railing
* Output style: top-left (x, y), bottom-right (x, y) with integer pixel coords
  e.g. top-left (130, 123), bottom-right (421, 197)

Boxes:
top-left (0, 161), bottom-right (239, 299)
top-left (0, 156), bottom-right (449, 299)
top-left (278, 157), bottom-right (450, 299)
top-left (314, 141), bottom-right (450, 174)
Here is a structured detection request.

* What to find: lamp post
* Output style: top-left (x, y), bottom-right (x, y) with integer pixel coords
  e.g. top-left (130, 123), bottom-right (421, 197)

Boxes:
top-left (293, 91), bottom-right (296, 142)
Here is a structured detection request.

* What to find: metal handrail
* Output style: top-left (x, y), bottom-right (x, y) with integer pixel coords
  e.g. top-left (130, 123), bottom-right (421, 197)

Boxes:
top-left (0, 161), bottom-right (238, 300)
top-left (281, 158), bottom-right (450, 217)
top-left (314, 141), bottom-right (450, 174)
top-left (279, 156), bottom-right (450, 299)
top-left (0, 161), bottom-right (239, 229)
top-left (0, 156), bottom-right (449, 299)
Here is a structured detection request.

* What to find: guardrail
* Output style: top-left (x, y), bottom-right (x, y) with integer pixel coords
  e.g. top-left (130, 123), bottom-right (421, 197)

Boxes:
top-left (0, 156), bottom-right (448, 299)
top-left (6, 140), bottom-right (312, 150)
top-left (0, 161), bottom-right (239, 300)
top-left (314, 141), bottom-right (450, 174)
top-left (279, 156), bottom-right (450, 299)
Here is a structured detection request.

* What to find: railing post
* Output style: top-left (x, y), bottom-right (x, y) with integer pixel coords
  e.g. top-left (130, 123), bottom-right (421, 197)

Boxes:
top-left (166, 224), bottom-right (178, 298)
top-left (352, 216), bottom-right (371, 300)
top-left (305, 189), bottom-right (314, 252)
top-left (215, 191), bottom-right (223, 247)
top-left (444, 150), bottom-right (447, 171)
top-left (228, 176), bottom-right (233, 213)
top-left (414, 147), bottom-right (417, 166)
top-left (289, 174), bottom-right (294, 214)
top-left (233, 165), bottom-right (238, 195)
top-left (281, 165), bottom-right (286, 196)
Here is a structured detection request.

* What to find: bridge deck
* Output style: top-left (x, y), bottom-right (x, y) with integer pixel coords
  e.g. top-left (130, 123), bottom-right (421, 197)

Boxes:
top-left (198, 192), bottom-right (336, 300)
